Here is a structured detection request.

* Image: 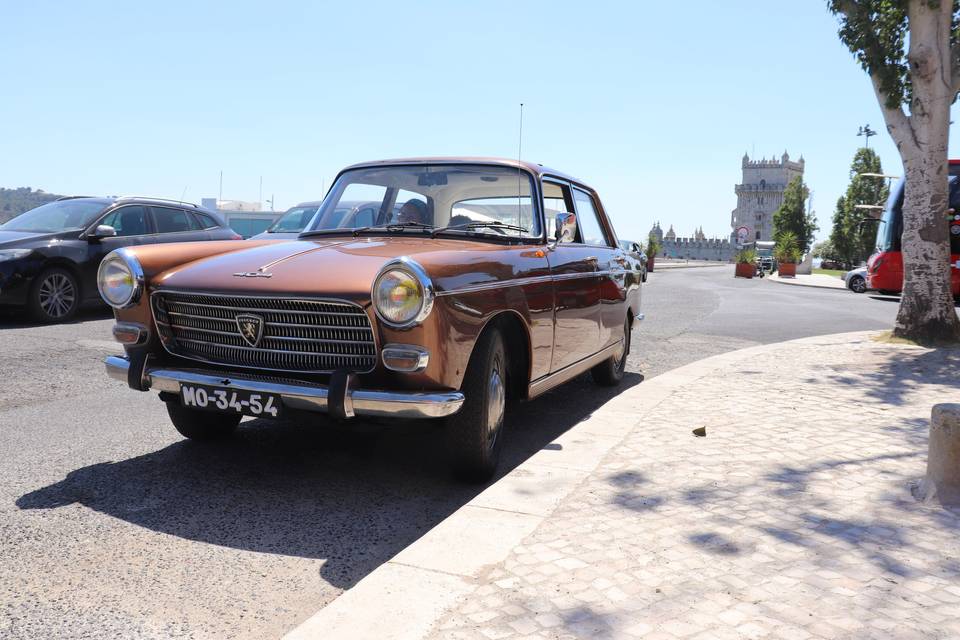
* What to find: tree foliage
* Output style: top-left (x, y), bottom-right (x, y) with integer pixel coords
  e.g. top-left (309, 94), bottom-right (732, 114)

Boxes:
top-left (774, 231), bottom-right (802, 264)
top-left (811, 239), bottom-right (839, 260)
top-left (830, 1), bottom-right (960, 343)
top-left (829, 1), bottom-right (960, 110)
top-left (830, 147), bottom-right (889, 268)
top-left (646, 233), bottom-right (660, 257)
top-left (772, 176), bottom-right (817, 253)
top-left (0, 187), bottom-right (62, 224)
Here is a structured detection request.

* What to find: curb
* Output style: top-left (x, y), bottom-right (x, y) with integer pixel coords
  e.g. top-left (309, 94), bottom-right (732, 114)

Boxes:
top-left (283, 331), bottom-right (883, 640)
top-left (652, 262), bottom-right (728, 270)
top-left (766, 274), bottom-right (848, 291)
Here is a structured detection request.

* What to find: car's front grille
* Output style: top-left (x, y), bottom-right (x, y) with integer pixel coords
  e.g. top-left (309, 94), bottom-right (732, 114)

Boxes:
top-left (151, 291), bottom-right (377, 374)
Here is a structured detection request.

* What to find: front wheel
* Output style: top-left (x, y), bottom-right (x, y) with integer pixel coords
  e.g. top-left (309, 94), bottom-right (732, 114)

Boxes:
top-left (848, 275), bottom-right (866, 293)
top-left (446, 329), bottom-right (507, 482)
top-left (28, 267), bottom-right (80, 323)
top-left (592, 315), bottom-right (631, 386)
top-left (165, 400), bottom-right (241, 441)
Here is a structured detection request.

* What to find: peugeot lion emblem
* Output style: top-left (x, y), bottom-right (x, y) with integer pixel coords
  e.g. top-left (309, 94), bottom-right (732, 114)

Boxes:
top-left (236, 314), bottom-right (265, 347)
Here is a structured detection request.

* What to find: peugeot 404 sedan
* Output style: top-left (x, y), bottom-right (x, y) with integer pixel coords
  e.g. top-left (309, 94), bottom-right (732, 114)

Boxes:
top-left (99, 158), bottom-right (643, 480)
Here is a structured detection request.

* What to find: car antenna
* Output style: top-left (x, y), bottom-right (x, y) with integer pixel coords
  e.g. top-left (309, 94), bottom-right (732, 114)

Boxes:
top-left (517, 102), bottom-right (524, 237)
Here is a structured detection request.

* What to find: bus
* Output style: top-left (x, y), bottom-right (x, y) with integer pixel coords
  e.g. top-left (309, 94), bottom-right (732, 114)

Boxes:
top-left (866, 162), bottom-right (960, 296)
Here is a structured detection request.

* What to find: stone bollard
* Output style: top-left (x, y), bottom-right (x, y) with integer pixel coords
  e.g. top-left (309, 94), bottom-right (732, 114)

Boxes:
top-left (916, 404), bottom-right (960, 505)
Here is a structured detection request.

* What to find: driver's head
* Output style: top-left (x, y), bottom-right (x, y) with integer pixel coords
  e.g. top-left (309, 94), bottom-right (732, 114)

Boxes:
top-left (398, 199), bottom-right (428, 224)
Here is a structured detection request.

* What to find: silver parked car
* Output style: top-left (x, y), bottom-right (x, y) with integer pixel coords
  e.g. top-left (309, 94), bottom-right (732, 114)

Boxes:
top-left (249, 201), bottom-right (323, 240)
top-left (618, 239), bottom-right (647, 282)
top-left (842, 267), bottom-right (869, 293)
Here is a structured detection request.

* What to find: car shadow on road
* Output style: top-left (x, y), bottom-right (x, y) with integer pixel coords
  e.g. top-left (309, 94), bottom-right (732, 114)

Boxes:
top-left (15, 372), bottom-right (642, 590)
top-left (0, 306), bottom-right (112, 328)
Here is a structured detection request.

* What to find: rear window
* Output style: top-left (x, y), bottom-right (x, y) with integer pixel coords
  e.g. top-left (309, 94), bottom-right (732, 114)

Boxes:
top-left (194, 212), bottom-right (220, 229)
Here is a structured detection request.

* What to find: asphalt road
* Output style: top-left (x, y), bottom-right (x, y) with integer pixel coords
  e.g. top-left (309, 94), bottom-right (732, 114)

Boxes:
top-left (0, 266), bottom-right (900, 639)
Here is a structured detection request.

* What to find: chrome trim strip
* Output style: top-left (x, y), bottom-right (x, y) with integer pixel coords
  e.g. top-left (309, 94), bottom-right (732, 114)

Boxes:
top-left (436, 270), bottom-right (616, 297)
top-left (528, 341), bottom-right (620, 398)
top-left (103, 356), bottom-right (462, 419)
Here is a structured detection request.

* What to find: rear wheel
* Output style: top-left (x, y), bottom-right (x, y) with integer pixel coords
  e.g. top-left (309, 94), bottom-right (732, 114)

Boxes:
top-left (165, 400), bottom-right (241, 441)
top-left (447, 329), bottom-right (507, 482)
top-left (592, 315), bottom-right (631, 386)
top-left (848, 275), bottom-right (866, 293)
top-left (28, 267), bottom-right (80, 323)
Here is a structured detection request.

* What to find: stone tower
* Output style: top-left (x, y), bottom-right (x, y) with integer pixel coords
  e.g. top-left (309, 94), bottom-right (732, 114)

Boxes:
top-left (730, 151), bottom-right (804, 243)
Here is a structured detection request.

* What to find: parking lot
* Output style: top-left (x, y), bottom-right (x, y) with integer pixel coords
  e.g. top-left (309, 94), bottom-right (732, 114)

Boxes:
top-left (0, 267), bottom-right (899, 639)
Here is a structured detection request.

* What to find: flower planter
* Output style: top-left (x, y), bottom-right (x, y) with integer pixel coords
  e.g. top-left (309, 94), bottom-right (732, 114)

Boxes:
top-left (778, 262), bottom-right (797, 277)
top-left (646, 256), bottom-right (655, 272)
top-left (735, 262), bottom-right (754, 278)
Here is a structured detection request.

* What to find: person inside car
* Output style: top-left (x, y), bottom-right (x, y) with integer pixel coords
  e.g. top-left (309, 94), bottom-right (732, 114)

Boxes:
top-left (397, 199), bottom-right (429, 225)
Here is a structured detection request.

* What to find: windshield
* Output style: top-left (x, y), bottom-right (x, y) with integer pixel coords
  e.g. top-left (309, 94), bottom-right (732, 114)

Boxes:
top-left (267, 205), bottom-right (320, 233)
top-left (303, 164), bottom-right (540, 239)
top-left (1, 199), bottom-right (109, 233)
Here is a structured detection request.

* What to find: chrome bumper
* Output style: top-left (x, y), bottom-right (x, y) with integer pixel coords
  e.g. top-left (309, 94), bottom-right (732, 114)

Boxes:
top-left (104, 355), bottom-right (464, 419)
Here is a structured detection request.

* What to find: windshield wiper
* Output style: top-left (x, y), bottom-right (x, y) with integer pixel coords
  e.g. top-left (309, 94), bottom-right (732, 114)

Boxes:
top-left (431, 221), bottom-right (528, 237)
top-left (351, 221), bottom-right (435, 237)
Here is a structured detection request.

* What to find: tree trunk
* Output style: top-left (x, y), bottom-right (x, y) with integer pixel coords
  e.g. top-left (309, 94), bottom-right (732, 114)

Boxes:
top-left (883, 1), bottom-right (960, 344)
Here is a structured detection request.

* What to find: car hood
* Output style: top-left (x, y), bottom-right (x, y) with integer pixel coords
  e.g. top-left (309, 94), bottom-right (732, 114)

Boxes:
top-left (154, 236), bottom-right (526, 303)
top-left (0, 229), bottom-right (77, 247)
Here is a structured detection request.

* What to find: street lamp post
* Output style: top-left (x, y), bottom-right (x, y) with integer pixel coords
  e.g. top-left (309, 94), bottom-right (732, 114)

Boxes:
top-left (857, 124), bottom-right (877, 148)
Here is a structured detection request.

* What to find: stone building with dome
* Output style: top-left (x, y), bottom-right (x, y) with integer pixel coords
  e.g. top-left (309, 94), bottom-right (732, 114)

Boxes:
top-left (648, 222), bottom-right (736, 261)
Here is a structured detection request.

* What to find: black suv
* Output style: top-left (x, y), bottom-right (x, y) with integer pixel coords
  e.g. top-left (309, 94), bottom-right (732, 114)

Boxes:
top-left (0, 196), bottom-right (240, 322)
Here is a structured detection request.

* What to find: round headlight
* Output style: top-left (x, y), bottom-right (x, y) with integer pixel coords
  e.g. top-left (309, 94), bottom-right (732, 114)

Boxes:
top-left (372, 259), bottom-right (434, 328)
top-left (97, 249), bottom-right (143, 309)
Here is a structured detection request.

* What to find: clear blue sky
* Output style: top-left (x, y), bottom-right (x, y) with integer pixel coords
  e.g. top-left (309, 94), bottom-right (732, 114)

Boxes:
top-left (2, 1), bottom-right (958, 244)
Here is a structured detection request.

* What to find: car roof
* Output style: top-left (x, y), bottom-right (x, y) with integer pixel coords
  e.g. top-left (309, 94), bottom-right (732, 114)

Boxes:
top-left (293, 201), bottom-right (325, 208)
top-left (339, 157), bottom-right (593, 192)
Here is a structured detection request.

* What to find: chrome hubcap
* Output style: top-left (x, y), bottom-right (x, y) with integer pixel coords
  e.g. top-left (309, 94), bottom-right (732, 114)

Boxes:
top-left (38, 274), bottom-right (76, 318)
top-left (486, 365), bottom-right (506, 450)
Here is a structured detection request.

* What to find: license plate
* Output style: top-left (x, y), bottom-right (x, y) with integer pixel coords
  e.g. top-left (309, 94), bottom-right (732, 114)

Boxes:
top-left (180, 384), bottom-right (282, 418)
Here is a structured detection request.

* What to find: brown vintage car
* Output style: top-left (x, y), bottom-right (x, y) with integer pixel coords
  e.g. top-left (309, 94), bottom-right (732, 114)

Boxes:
top-left (98, 158), bottom-right (643, 480)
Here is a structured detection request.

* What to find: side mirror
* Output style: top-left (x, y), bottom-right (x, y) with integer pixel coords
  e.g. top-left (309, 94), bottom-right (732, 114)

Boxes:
top-left (549, 212), bottom-right (577, 249)
top-left (88, 224), bottom-right (117, 240)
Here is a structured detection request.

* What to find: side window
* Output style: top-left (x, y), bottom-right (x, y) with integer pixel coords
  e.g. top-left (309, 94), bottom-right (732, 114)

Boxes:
top-left (542, 180), bottom-right (575, 239)
top-left (152, 207), bottom-right (201, 234)
top-left (99, 206), bottom-right (148, 237)
top-left (194, 212), bottom-right (219, 229)
top-left (572, 188), bottom-right (610, 247)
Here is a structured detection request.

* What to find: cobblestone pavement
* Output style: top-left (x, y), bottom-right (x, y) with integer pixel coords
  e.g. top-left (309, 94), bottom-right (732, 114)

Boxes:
top-left (428, 334), bottom-right (960, 640)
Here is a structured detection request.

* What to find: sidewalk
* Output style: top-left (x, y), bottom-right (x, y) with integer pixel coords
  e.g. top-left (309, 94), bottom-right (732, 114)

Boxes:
top-left (767, 272), bottom-right (847, 290)
top-left (287, 333), bottom-right (960, 640)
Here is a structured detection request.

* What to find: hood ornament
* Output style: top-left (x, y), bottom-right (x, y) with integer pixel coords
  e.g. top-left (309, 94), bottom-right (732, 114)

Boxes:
top-left (233, 270), bottom-right (272, 278)
top-left (236, 314), bottom-right (265, 347)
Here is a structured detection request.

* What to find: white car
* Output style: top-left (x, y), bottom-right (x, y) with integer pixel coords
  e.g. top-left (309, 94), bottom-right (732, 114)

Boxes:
top-left (842, 267), bottom-right (869, 293)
